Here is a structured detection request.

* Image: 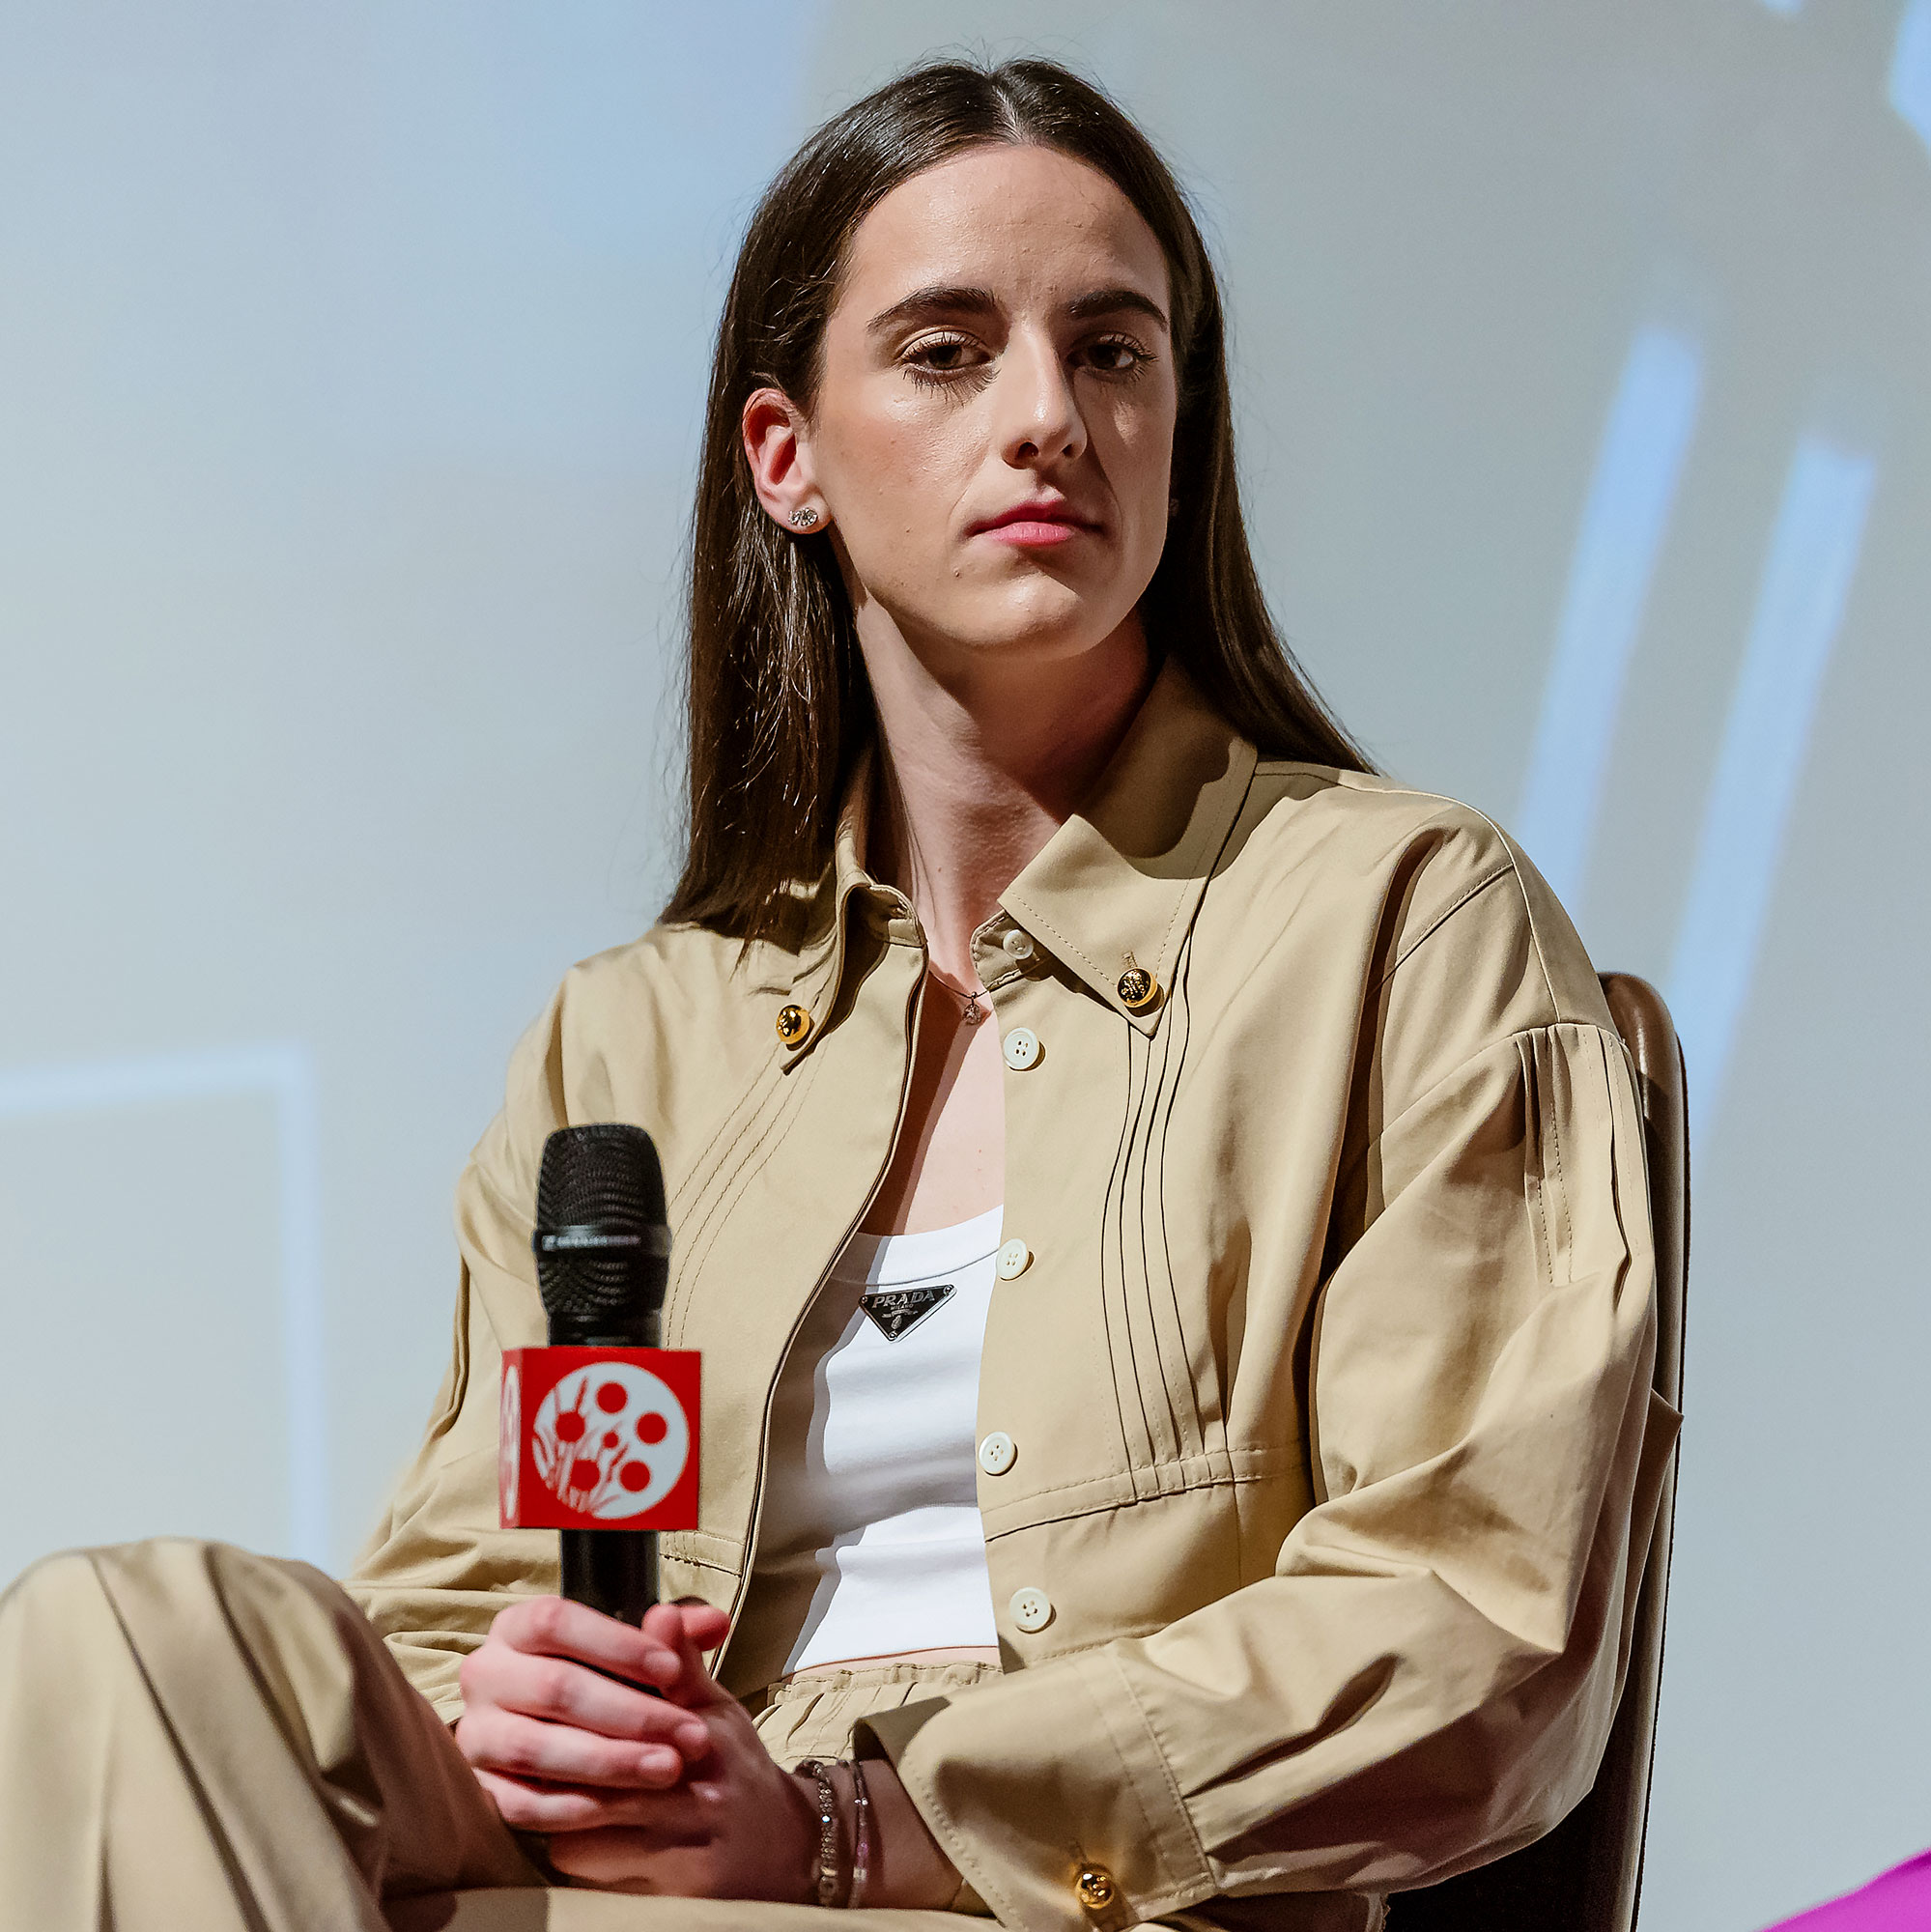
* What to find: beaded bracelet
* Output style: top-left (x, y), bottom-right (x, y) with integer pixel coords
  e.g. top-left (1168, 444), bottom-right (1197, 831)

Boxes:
top-left (799, 1758), bottom-right (845, 1907)
top-left (798, 1757), bottom-right (874, 1908)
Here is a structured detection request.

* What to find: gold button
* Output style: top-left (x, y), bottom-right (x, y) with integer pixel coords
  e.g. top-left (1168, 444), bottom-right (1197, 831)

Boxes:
top-left (775, 1003), bottom-right (813, 1047)
top-left (1117, 966), bottom-right (1160, 1012)
top-left (1075, 1865), bottom-right (1117, 1911)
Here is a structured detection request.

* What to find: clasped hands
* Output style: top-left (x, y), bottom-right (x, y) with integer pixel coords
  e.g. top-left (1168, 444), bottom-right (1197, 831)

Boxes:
top-left (456, 1596), bottom-right (958, 1905)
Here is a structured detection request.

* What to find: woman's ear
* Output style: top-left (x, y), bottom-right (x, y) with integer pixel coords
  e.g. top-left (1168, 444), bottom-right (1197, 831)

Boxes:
top-left (742, 386), bottom-right (829, 534)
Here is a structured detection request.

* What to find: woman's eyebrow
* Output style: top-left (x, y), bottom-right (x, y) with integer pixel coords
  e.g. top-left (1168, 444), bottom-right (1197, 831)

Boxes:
top-left (866, 284), bottom-right (1000, 336)
top-left (866, 283), bottom-right (1170, 336)
top-left (1063, 286), bottom-right (1170, 331)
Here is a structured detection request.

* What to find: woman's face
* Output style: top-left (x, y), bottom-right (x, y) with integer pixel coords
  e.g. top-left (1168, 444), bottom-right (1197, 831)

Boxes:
top-left (752, 143), bottom-right (1178, 668)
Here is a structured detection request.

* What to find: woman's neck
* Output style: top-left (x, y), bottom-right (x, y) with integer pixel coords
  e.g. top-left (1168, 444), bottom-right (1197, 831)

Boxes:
top-left (861, 612), bottom-right (1153, 986)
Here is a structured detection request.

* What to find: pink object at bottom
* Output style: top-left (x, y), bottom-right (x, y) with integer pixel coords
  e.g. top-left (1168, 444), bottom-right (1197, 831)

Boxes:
top-left (1765, 1850), bottom-right (1931, 1929)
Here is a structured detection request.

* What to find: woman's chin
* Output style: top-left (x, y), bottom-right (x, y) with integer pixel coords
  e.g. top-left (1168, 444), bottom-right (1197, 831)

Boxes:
top-left (925, 582), bottom-right (1140, 663)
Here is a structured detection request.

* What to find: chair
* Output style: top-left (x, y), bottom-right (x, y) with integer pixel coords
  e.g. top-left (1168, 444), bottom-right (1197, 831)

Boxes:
top-left (1393, 973), bottom-right (1690, 1932)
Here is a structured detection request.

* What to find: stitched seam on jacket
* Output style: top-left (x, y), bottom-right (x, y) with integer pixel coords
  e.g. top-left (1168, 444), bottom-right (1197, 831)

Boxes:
top-left (1519, 1037), bottom-right (1554, 1290)
top-left (675, 1050), bottom-right (816, 1334)
top-left (666, 1070), bottom-right (785, 1322)
top-left (1546, 1030), bottom-right (1575, 1274)
top-left (661, 1552), bottom-right (737, 1578)
top-left (1149, 935), bottom-right (1204, 1462)
top-left (1377, 863), bottom-right (1513, 986)
top-left (1102, 1647), bottom-right (1215, 1901)
top-left (980, 1460), bottom-right (1293, 1538)
top-left (982, 1442), bottom-right (1286, 1497)
top-left (1095, 1009), bottom-right (1146, 1477)
top-left (1149, 750), bottom-right (1247, 977)
top-left (1061, 1647), bottom-right (1205, 1907)
top-left (1150, 760), bottom-right (1257, 1466)
top-left (682, 1060), bottom-right (792, 1240)
top-left (982, 1459), bottom-right (1278, 1517)
top-left (1016, 900), bottom-right (1110, 1002)
top-left (669, 1049), bottom-right (785, 1220)
top-left (1311, 778), bottom-right (1570, 1016)
top-left (668, 1060), bottom-right (807, 1339)
top-left (1116, 1003), bottom-right (1166, 1484)
top-left (1328, 1021), bottom-right (1627, 1201)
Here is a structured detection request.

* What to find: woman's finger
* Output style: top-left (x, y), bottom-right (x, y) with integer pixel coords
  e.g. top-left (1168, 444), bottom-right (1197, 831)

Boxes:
top-left (543, 1825), bottom-right (724, 1888)
top-left (490, 1595), bottom-right (682, 1687)
top-left (472, 1767), bottom-right (615, 1833)
top-left (668, 1596), bottom-right (732, 1652)
top-left (461, 1645), bottom-right (711, 1753)
top-left (474, 1771), bottom-right (721, 1838)
top-left (456, 1705), bottom-right (690, 1790)
top-left (639, 1600), bottom-right (728, 1711)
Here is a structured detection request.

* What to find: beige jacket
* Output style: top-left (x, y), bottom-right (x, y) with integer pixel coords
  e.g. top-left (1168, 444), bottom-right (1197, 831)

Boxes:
top-left (347, 657), bottom-right (1676, 1932)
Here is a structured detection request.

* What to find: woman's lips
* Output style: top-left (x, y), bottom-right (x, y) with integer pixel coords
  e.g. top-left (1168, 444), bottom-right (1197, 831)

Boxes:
top-left (970, 503), bottom-right (1099, 547)
top-left (979, 518), bottom-right (1090, 547)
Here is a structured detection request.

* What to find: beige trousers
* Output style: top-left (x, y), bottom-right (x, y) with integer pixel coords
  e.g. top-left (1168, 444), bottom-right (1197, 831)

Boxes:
top-left (0, 1539), bottom-right (979, 1932)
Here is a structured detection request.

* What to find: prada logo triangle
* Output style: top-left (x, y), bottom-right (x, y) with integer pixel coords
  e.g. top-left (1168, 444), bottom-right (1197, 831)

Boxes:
top-left (859, 1282), bottom-right (953, 1341)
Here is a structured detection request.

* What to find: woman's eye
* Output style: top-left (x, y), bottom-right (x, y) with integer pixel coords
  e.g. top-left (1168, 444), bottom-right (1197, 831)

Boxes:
top-left (900, 331), bottom-right (1151, 385)
top-left (903, 335), bottom-right (983, 382)
top-left (1084, 337), bottom-right (1151, 375)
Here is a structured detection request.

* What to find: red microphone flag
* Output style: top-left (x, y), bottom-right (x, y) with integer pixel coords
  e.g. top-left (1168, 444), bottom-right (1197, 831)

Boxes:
top-left (499, 1347), bottom-right (700, 1531)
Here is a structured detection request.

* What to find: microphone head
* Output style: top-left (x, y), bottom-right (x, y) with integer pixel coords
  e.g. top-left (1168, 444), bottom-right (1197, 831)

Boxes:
top-left (532, 1123), bottom-right (669, 1343)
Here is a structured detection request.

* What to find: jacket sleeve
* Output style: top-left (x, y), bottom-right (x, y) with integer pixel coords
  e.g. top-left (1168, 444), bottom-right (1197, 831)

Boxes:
top-left (861, 965), bottom-right (1675, 1926)
top-left (341, 985), bottom-right (570, 1721)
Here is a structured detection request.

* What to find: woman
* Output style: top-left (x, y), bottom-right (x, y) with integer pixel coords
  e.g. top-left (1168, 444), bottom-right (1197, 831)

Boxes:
top-left (0, 56), bottom-right (1673, 1932)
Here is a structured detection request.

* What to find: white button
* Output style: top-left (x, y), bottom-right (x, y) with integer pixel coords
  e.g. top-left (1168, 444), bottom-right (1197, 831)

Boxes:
top-left (996, 1238), bottom-right (1032, 1280)
top-left (1002, 928), bottom-right (1036, 960)
top-left (978, 1431), bottom-right (1017, 1476)
top-left (1002, 1027), bottom-right (1041, 1070)
top-left (1008, 1586), bottom-right (1053, 1634)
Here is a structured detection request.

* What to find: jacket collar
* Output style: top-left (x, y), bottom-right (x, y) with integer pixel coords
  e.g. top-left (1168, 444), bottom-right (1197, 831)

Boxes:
top-left (795, 654), bottom-right (1259, 1041)
top-left (1001, 655), bottom-right (1258, 1035)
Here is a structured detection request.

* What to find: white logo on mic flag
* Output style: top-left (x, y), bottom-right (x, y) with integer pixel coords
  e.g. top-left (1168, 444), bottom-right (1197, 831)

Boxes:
top-left (532, 1362), bottom-right (691, 1520)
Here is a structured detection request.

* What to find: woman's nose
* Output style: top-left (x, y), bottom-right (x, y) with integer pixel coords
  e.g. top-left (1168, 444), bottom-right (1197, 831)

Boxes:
top-left (995, 333), bottom-right (1087, 469)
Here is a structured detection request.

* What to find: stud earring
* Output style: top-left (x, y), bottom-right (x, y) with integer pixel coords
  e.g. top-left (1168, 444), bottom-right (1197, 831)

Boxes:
top-left (788, 506), bottom-right (820, 529)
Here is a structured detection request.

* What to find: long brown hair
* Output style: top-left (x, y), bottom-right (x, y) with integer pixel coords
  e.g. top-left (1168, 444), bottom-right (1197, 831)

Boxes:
top-left (666, 55), bottom-right (1369, 942)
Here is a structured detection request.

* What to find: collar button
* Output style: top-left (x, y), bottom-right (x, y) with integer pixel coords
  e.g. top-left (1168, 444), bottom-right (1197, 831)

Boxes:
top-left (1074, 1865), bottom-right (1117, 1911)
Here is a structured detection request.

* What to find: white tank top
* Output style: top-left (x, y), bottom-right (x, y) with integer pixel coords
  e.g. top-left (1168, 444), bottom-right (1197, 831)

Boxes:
top-left (759, 1205), bottom-right (1004, 1674)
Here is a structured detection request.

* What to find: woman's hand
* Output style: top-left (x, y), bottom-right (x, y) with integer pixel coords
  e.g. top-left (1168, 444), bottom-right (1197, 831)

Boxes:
top-left (455, 1595), bottom-right (730, 1833)
top-left (479, 1602), bottom-right (961, 1907)
top-left (534, 1603), bottom-right (822, 1899)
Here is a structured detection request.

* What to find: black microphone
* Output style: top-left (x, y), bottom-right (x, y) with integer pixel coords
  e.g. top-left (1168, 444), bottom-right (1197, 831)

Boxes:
top-left (531, 1122), bottom-right (671, 1625)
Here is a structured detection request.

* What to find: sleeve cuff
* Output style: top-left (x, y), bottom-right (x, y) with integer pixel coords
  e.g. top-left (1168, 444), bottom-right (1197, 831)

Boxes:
top-left (853, 1651), bottom-right (1214, 1930)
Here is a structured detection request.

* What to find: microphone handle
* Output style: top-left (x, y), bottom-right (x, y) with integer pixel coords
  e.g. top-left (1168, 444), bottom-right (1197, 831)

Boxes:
top-left (555, 1307), bottom-right (662, 1629)
top-left (561, 1527), bottom-right (658, 1626)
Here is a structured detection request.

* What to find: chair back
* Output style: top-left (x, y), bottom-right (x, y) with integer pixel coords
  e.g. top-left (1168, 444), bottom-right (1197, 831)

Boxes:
top-left (1393, 973), bottom-right (1689, 1932)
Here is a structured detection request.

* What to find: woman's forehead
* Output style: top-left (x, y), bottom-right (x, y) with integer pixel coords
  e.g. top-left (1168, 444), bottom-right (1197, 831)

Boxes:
top-left (838, 145), bottom-right (1169, 316)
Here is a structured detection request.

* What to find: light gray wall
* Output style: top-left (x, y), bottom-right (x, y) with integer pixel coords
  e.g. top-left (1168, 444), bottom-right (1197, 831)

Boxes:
top-left (2, 5), bottom-right (1925, 1926)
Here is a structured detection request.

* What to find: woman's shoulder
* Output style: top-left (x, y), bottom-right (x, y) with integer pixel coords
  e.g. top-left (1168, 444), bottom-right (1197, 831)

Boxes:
top-left (539, 912), bottom-right (818, 1070)
top-left (489, 916), bottom-right (810, 1146)
top-left (1245, 755), bottom-right (1517, 860)
top-left (1227, 757), bottom-right (1612, 1036)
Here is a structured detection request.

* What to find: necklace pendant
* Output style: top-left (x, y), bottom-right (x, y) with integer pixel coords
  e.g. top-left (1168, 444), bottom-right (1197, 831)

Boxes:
top-left (961, 997), bottom-right (984, 1025)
